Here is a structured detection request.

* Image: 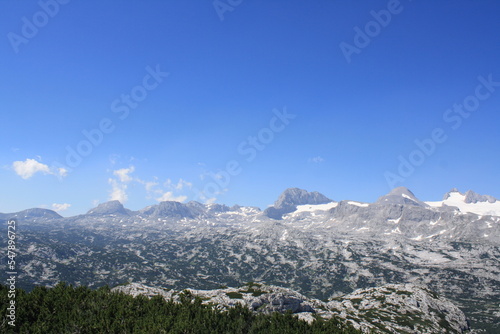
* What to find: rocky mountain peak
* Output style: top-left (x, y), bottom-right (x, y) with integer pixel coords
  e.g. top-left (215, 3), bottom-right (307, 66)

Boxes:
top-left (12, 208), bottom-right (62, 219)
top-left (264, 188), bottom-right (332, 219)
top-left (443, 188), bottom-right (462, 200)
top-left (376, 187), bottom-right (426, 207)
top-left (139, 201), bottom-right (195, 219)
top-left (274, 188), bottom-right (332, 208)
top-left (87, 200), bottom-right (129, 216)
top-left (464, 190), bottom-right (497, 204)
top-left (442, 188), bottom-right (498, 204)
top-left (205, 203), bottom-right (230, 214)
top-left (388, 186), bottom-right (417, 198)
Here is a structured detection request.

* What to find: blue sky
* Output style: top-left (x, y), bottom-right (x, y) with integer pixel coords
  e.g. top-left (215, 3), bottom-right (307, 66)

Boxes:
top-left (1, 0), bottom-right (500, 216)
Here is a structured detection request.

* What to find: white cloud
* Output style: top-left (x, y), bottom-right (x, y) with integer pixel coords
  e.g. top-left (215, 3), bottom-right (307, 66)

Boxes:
top-left (144, 181), bottom-right (159, 193)
top-left (205, 197), bottom-right (217, 204)
top-left (107, 166), bottom-right (193, 204)
top-left (309, 156), bottom-right (325, 163)
top-left (12, 158), bottom-right (67, 179)
top-left (107, 166), bottom-right (136, 202)
top-left (58, 167), bottom-right (68, 178)
top-left (113, 166), bottom-right (135, 183)
top-left (155, 178), bottom-right (193, 202)
top-left (136, 176), bottom-right (161, 199)
top-left (108, 178), bottom-right (128, 203)
top-left (193, 186), bottom-right (227, 205)
top-left (176, 178), bottom-right (192, 190)
top-left (165, 178), bottom-right (192, 190)
top-left (52, 203), bottom-right (71, 212)
top-left (13, 159), bottom-right (51, 179)
top-left (156, 191), bottom-right (187, 202)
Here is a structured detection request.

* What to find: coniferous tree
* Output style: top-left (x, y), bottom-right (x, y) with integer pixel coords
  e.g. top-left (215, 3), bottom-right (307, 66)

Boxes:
top-left (0, 283), bottom-right (361, 334)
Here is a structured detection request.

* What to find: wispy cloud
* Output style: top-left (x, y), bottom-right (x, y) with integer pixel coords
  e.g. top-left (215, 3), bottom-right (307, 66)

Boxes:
top-left (155, 178), bottom-right (192, 202)
top-left (12, 158), bottom-right (67, 179)
top-left (156, 191), bottom-right (187, 202)
top-left (107, 166), bottom-right (191, 204)
top-left (109, 154), bottom-right (120, 165)
top-left (108, 178), bottom-right (129, 203)
top-left (52, 203), bottom-right (71, 212)
top-left (143, 180), bottom-right (159, 193)
top-left (164, 178), bottom-right (192, 191)
top-left (107, 165), bottom-right (136, 203)
top-left (113, 166), bottom-right (135, 183)
top-left (309, 156), bottom-right (325, 164)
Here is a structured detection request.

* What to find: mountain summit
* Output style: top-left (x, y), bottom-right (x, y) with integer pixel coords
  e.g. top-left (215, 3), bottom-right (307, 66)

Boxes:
top-left (464, 190), bottom-right (497, 204)
top-left (375, 187), bottom-right (427, 207)
top-left (87, 200), bottom-right (130, 216)
top-left (1, 208), bottom-right (63, 220)
top-left (427, 188), bottom-right (500, 216)
top-left (443, 189), bottom-right (497, 203)
top-left (274, 188), bottom-right (332, 208)
top-left (264, 188), bottom-right (332, 219)
top-left (138, 201), bottom-right (195, 219)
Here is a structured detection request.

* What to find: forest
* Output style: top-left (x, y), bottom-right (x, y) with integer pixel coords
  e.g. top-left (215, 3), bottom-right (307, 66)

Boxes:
top-left (0, 283), bottom-right (361, 333)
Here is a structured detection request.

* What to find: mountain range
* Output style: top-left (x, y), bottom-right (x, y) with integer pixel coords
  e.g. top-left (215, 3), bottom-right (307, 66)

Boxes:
top-left (4, 186), bottom-right (500, 220)
top-left (1, 187), bottom-right (499, 332)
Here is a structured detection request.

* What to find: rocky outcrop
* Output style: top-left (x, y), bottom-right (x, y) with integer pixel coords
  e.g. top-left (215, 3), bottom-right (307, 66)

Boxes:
top-left (464, 190), bottom-right (497, 204)
top-left (112, 282), bottom-right (470, 333)
top-left (328, 284), bottom-right (470, 333)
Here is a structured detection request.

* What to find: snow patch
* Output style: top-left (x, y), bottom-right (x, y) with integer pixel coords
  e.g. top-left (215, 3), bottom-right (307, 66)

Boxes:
top-left (402, 193), bottom-right (414, 200)
top-left (388, 217), bottom-right (401, 224)
top-left (294, 202), bottom-right (338, 213)
top-left (426, 191), bottom-right (500, 216)
top-left (391, 227), bottom-right (402, 234)
top-left (347, 201), bottom-right (369, 207)
top-left (429, 218), bottom-right (440, 226)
